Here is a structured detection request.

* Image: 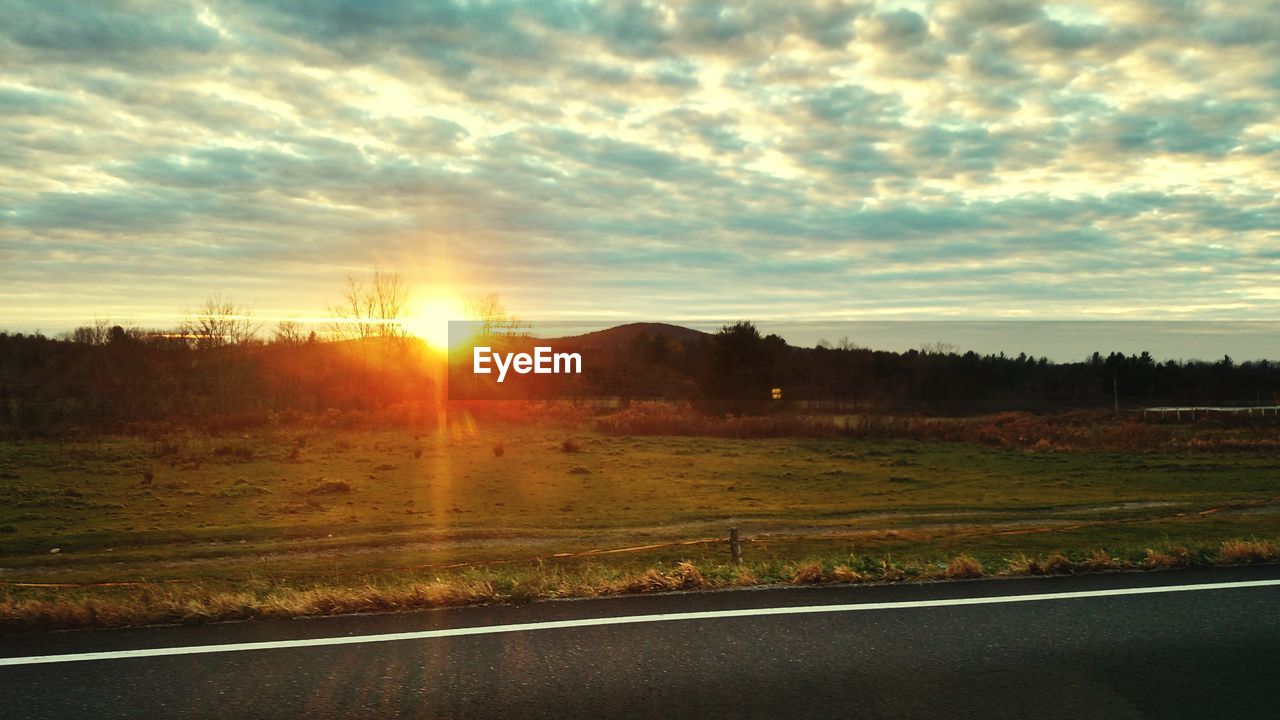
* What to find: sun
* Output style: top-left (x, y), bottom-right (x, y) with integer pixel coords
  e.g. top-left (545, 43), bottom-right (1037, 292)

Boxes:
top-left (403, 295), bottom-right (467, 349)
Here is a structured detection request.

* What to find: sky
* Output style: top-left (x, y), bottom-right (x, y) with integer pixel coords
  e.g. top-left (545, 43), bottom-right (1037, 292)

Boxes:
top-left (2, 0), bottom-right (1279, 350)
top-left (496, 320), bottom-right (1280, 363)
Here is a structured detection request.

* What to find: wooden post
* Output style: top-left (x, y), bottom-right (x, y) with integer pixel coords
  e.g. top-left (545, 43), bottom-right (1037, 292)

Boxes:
top-left (1112, 374), bottom-right (1119, 417)
top-left (729, 527), bottom-right (742, 565)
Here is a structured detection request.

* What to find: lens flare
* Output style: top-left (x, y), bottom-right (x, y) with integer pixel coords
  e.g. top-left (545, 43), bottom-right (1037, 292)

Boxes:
top-left (404, 296), bottom-right (466, 349)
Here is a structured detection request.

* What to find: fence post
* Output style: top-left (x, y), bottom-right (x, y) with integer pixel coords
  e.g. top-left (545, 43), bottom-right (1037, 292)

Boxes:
top-left (729, 527), bottom-right (742, 565)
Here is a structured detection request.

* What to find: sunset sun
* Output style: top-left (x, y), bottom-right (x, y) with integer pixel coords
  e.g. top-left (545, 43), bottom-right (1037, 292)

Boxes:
top-left (403, 295), bottom-right (467, 349)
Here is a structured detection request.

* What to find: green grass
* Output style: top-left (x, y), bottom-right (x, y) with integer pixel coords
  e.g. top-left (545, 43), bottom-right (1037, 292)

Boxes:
top-left (1, 420), bottom-right (1278, 629)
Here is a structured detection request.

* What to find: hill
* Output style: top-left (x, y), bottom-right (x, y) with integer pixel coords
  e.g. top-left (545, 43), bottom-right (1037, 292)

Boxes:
top-left (549, 322), bottom-right (710, 351)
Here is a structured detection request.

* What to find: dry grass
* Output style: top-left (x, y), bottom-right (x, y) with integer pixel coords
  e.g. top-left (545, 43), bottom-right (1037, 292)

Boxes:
top-left (1217, 539), bottom-right (1280, 564)
top-left (0, 579), bottom-right (503, 631)
top-left (6, 422), bottom-right (1280, 631)
top-left (879, 567), bottom-right (908, 582)
top-left (8, 424), bottom-right (1279, 583)
top-left (944, 555), bottom-right (984, 579)
top-left (618, 562), bottom-right (711, 594)
top-left (1043, 553), bottom-right (1073, 574)
top-left (829, 565), bottom-right (863, 583)
top-left (305, 479), bottom-right (352, 495)
top-left (4, 537), bottom-right (1279, 632)
top-left (671, 561), bottom-right (708, 590)
top-left (1080, 549), bottom-right (1120, 572)
top-left (1006, 552), bottom-right (1079, 576)
top-left (622, 569), bottom-right (674, 593)
top-left (1144, 546), bottom-right (1192, 568)
top-left (788, 562), bottom-right (864, 584)
top-left (594, 403), bottom-right (1280, 452)
top-left (596, 405), bottom-right (842, 439)
top-left (790, 562), bottom-right (825, 584)
top-left (1006, 554), bottom-right (1043, 575)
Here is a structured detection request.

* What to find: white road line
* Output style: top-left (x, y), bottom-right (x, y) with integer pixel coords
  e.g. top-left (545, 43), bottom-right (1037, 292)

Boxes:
top-left (3, 578), bottom-right (1278, 667)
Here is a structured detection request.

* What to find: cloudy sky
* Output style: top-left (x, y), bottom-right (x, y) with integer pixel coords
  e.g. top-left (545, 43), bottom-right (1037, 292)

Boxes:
top-left (2, 0), bottom-right (1278, 339)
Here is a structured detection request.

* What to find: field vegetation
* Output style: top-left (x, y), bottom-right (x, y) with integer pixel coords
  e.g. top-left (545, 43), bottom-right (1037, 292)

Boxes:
top-left (2, 408), bottom-right (1279, 630)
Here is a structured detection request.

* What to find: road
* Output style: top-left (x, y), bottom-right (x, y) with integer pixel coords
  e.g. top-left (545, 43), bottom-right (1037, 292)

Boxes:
top-left (3, 564), bottom-right (1279, 719)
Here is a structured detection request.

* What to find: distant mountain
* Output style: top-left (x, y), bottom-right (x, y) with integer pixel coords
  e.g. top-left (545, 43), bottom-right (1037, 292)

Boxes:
top-left (449, 322), bottom-right (711, 361)
top-left (550, 322), bottom-right (710, 350)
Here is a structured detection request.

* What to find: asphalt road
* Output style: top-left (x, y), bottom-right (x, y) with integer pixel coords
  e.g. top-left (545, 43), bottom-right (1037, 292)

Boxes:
top-left (3, 564), bottom-right (1279, 719)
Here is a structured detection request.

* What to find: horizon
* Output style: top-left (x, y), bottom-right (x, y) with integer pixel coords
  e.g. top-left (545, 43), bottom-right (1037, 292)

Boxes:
top-left (11, 317), bottom-right (1280, 366)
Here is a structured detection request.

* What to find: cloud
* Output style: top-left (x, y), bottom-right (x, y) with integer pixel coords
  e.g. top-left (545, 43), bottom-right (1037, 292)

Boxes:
top-left (1, 0), bottom-right (1279, 332)
top-left (866, 9), bottom-right (928, 48)
top-left (1, 0), bottom-right (222, 70)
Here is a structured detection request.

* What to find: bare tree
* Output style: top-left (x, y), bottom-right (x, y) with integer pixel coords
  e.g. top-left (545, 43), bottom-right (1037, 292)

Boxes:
top-left (67, 317), bottom-right (114, 345)
top-left (465, 292), bottom-right (526, 338)
top-left (920, 341), bottom-right (960, 355)
top-left (272, 319), bottom-right (306, 345)
top-left (328, 270), bottom-right (409, 340)
top-left (181, 294), bottom-right (260, 350)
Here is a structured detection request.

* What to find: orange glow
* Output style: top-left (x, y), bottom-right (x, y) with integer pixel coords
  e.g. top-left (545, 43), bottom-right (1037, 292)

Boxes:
top-left (403, 295), bottom-right (467, 349)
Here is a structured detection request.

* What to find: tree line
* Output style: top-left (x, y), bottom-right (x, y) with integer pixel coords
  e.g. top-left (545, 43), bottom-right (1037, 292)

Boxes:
top-left (3, 304), bottom-right (1279, 434)
top-left (575, 322), bottom-right (1280, 415)
top-left (0, 271), bottom-right (440, 433)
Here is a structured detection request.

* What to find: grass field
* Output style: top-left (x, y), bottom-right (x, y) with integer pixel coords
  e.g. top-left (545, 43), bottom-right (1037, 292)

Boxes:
top-left (2, 416), bottom-right (1279, 630)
